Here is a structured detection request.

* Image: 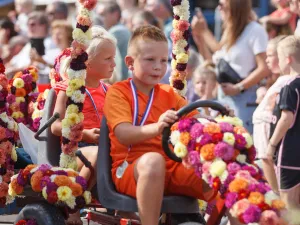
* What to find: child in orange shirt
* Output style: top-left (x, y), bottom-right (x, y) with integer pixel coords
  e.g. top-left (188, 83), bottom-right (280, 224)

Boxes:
top-left (104, 25), bottom-right (224, 225)
top-left (51, 26), bottom-right (116, 224)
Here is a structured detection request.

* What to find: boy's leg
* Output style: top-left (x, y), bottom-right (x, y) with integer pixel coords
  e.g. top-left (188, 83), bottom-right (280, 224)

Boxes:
top-left (134, 152), bottom-right (166, 225)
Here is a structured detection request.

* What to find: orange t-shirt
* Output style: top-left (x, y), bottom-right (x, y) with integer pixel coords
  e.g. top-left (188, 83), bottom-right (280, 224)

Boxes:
top-left (54, 80), bottom-right (108, 129)
top-left (103, 79), bottom-right (199, 170)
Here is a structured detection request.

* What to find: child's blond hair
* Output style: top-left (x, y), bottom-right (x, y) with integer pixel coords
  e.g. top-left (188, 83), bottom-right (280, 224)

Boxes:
top-left (193, 61), bottom-right (217, 84)
top-left (60, 26), bottom-right (117, 78)
top-left (277, 35), bottom-right (300, 63)
top-left (127, 25), bottom-right (168, 56)
top-left (268, 35), bottom-right (287, 52)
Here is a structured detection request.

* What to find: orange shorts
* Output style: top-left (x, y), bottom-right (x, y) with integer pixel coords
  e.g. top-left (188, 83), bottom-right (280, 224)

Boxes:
top-left (112, 159), bottom-right (217, 202)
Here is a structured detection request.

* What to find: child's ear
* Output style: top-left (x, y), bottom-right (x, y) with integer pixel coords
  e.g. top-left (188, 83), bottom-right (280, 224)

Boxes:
top-left (286, 56), bottom-right (293, 65)
top-left (125, 56), bottom-right (134, 71)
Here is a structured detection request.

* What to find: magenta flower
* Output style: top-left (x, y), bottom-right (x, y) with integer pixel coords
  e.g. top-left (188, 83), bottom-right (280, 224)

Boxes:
top-left (242, 165), bottom-right (258, 177)
top-left (199, 133), bottom-right (212, 146)
top-left (187, 151), bottom-right (200, 166)
top-left (242, 205), bottom-right (261, 223)
top-left (190, 123), bottom-right (204, 139)
top-left (6, 94), bottom-right (15, 104)
top-left (225, 192), bottom-right (238, 208)
top-left (227, 162), bottom-right (241, 176)
top-left (21, 74), bottom-right (33, 84)
top-left (32, 117), bottom-right (41, 131)
top-left (76, 176), bottom-right (88, 190)
top-left (214, 142), bottom-right (234, 161)
top-left (219, 122), bottom-right (234, 133)
top-left (46, 182), bottom-right (58, 195)
top-left (234, 134), bottom-right (246, 150)
top-left (40, 176), bottom-right (51, 189)
top-left (178, 118), bottom-right (193, 132)
top-left (187, 140), bottom-right (196, 152)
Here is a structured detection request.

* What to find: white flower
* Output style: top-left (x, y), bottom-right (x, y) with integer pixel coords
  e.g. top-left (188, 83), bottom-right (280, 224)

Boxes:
top-left (16, 97), bottom-right (25, 103)
top-left (220, 170), bottom-right (229, 183)
top-left (209, 159), bottom-right (227, 178)
top-left (11, 146), bottom-right (17, 162)
top-left (50, 175), bottom-right (57, 182)
top-left (0, 113), bottom-right (9, 123)
top-left (62, 127), bottom-right (71, 139)
top-left (242, 133), bottom-right (253, 148)
top-left (170, 130), bottom-right (180, 146)
top-left (71, 90), bottom-right (85, 103)
top-left (70, 177), bottom-right (76, 183)
top-left (42, 187), bottom-right (48, 199)
top-left (67, 69), bottom-right (86, 80)
top-left (197, 118), bottom-right (210, 125)
top-left (265, 191), bottom-right (279, 206)
top-left (173, 0), bottom-right (190, 21)
top-left (65, 195), bottom-right (76, 209)
top-left (60, 153), bottom-right (78, 171)
top-left (236, 154), bottom-right (247, 164)
top-left (78, 6), bottom-right (91, 18)
top-left (83, 191), bottom-right (92, 204)
top-left (6, 194), bottom-right (15, 205)
top-left (174, 142), bottom-right (188, 158)
top-left (43, 89), bottom-right (49, 99)
top-left (7, 120), bottom-right (15, 130)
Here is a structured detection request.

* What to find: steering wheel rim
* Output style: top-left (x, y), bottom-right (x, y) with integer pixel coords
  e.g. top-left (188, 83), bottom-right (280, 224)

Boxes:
top-left (162, 100), bottom-right (230, 162)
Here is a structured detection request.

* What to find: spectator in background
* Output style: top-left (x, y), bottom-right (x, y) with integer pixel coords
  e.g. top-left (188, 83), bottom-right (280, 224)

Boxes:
top-left (260, 0), bottom-right (297, 32)
top-left (3, 35), bottom-right (27, 67)
top-left (14, 0), bottom-right (34, 35)
top-left (0, 18), bottom-right (18, 60)
top-left (97, 1), bottom-right (131, 80)
top-left (290, 0), bottom-right (300, 36)
top-left (131, 10), bottom-right (162, 31)
top-left (116, 0), bottom-right (138, 11)
top-left (30, 20), bottom-right (73, 68)
top-left (46, 1), bottom-right (69, 24)
top-left (145, 0), bottom-right (173, 46)
top-left (192, 0), bottom-right (270, 133)
top-left (6, 11), bottom-right (50, 79)
top-left (265, 21), bottom-right (292, 39)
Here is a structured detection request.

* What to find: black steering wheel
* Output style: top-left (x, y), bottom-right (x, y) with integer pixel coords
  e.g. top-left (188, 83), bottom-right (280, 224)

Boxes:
top-left (162, 100), bottom-right (230, 162)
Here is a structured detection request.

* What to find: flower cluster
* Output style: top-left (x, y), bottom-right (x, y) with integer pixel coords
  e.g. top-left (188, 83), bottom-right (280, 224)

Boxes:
top-left (60, 0), bottom-right (97, 170)
top-left (9, 164), bottom-right (92, 212)
top-left (0, 58), bottom-right (19, 207)
top-left (7, 67), bottom-right (39, 124)
top-left (29, 89), bottom-right (49, 132)
top-left (49, 48), bottom-right (72, 87)
top-left (170, 116), bottom-right (286, 224)
top-left (15, 219), bottom-right (37, 225)
top-left (170, 0), bottom-right (190, 96)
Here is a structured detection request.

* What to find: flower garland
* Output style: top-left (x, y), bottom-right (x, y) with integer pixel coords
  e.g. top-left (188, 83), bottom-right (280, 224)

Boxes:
top-left (60, 0), bottom-right (97, 170)
top-left (170, 0), bottom-right (190, 96)
top-left (29, 89), bottom-right (50, 132)
top-left (15, 219), bottom-right (38, 225)
top-left (170, 116), bottom-right (287, 224)
top-left (0, 58), bottom-right (19, 207)
top-left (7, 67), bottom-right (39, 125)
top-left (9, 164), bottom-right (92, 211)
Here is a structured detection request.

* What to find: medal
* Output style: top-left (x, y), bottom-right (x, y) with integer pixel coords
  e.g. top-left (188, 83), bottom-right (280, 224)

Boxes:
top-left (116, 79), bottom-right (154, 178)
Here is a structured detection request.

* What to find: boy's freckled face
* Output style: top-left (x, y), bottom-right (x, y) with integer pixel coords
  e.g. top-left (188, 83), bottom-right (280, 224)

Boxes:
top-left (132, 39), bottom-right (169, 86)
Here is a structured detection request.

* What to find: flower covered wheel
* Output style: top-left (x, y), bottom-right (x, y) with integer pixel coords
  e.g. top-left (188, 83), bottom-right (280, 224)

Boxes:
top-left (15, 202), bottom-right (66, 225)
top-left (162, 100), bottom-right (287, 225)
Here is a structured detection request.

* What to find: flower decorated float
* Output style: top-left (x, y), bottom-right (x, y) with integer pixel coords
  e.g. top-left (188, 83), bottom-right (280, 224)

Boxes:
top-left (8, 0), bottom-right (96, 217)
top-left (0, 58), bottom-right (19, 207)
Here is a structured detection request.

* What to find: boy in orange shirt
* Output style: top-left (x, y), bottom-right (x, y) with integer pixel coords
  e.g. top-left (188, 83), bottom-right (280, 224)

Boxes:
top-left (103, 25), bottom-right (219, 225)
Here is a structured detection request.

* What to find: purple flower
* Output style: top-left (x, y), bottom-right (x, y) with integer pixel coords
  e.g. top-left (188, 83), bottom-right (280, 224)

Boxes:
top-left (76, 176), bottom-right (88, 190)
top-left (6, 94), bottom-right (15, 104)
top-left (225, 192), bottom-right (238, 208)
top-left (227, 162), bottom-right (241, 176)
top-left (242, 205), bottom-right (261, 223)
top-left (194, 164), bottom-right (203, 177)
top-left (55, 170), bottom-right (68, 176)
top-left (38, 100), bottom-right (45, 110)
top-left (234, 134), bottom-right (246, 150)
top-left (46, 182), bottom-right (58, 195)
top-left (76, 196), bottom-right (86, 209)
top-left (214, 142), bottom-right (234, 161)
top-left (170, 0), bottom-right (182, 6)
top-left (40, 176), bottom-right (51, 189)
top-left (0, 92), bottom-right (4, 101)
top-left (178, 118), bottom-right (193, 132)
top-left (187, 140), bottom-right (195, 152)
top-left (190, 123), bottom-right (204, 139)
top-left (242, 165), bottom-right (258, 177)
top-left (188, 151), bottom-right (200, 166)
top-left (39, 164), bottom-right (51, 173)
top-left (219, 122), bottom-right (233, 133)
top-left (21, 74), bottom-right (33, 84)
top-left (5, 129), bottom-right (13, 139)
top-left (199, 133), bottom-right (212, 146)
top-left (32, 117), bottom-right (41, 131)
top-left (17, 171), bottom-right (27, 186)
top-left (19, 102), bottom-right (27, 112)
top-left (248, 183), bottom-right (271, 194)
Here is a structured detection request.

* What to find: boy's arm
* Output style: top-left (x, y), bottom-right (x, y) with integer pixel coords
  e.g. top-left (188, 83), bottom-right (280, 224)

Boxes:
top-left (114, 110), bottom-right (178, 146)
top-left (263, 12), bottom-right (292, 25)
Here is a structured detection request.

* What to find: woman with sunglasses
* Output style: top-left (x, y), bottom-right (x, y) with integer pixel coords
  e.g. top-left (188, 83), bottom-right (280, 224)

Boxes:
top-left (191, 0), bottom-right (270, 134)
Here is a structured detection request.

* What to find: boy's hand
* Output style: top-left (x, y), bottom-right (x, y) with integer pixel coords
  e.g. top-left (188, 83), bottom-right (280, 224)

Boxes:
top-left (157, 110), bottom-right (178, 133)
top-left (83, 128), bottom-right (100, 144)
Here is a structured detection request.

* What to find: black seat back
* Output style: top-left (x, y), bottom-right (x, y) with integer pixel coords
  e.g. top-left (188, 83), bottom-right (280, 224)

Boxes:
top-left (37, 89), bottom-right (61, 166)
top-left (97, 117), bottom-right (138, 212)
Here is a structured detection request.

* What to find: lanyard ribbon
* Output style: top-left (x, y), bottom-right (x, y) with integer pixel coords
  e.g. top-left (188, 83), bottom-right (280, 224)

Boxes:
top-left (128, 79), bottom-right (154, 151)
top-left (85, 81), bottom-right (107, 122)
